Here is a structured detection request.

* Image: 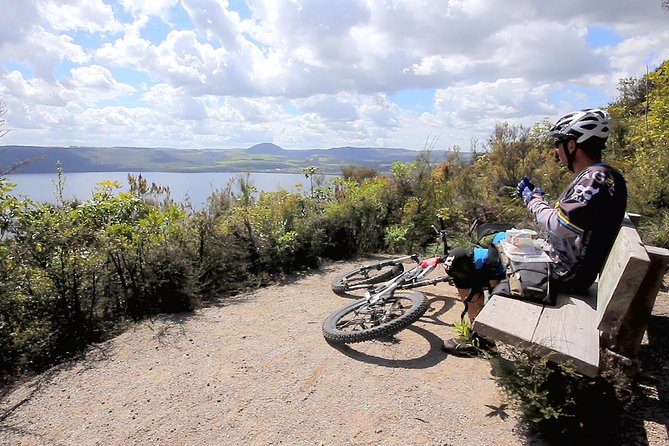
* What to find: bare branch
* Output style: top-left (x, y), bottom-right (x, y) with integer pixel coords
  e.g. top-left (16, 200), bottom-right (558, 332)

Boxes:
top-left (0, 152), bottom-right (44, 176)
top-left (0, 100), bottom-right (8, 139)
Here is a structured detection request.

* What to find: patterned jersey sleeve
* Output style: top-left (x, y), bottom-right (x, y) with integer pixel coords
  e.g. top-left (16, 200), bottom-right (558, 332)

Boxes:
top-left (526, 195), bottom-right (575, 240)
top-left (526, 165), bottom-right (613, 239)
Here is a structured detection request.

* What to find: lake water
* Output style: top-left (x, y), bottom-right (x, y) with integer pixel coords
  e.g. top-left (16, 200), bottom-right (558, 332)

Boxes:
top-left (4, 171), bottom-right (332, 208)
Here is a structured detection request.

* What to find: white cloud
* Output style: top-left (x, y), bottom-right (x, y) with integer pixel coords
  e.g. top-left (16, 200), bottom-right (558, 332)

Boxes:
top-left (141, 83), bottom-right (206, 120)
top-left (97, 27), bottom-right (262, 96)
top-left (119, 0), bottom-right (179, 19)
top-left (408, 55), bottom-right (478, 77)
top-left (359, 95), bottom-right (401, 129)
top-left (2, 0), bottom-right (669, 150)
top-left (223, 96), bottom-right (283, 123)
top-left (181, 0), bottom-right (244, 50)
top-left (488, 21), bottom-right (611, 83)
top-left (432, 78), bottom-right (555, 132)
top-left (1, 71), bottom-right (70, 107)
top-left (67, 105), bottom-right (166, 145)
top-left (299, 94), bottom-right (359, 122)
top-left (4, 64), bottom-right (134, 104)
top-left (2, 26), bottom-right (89, 79)
top-left (246, 0), bottom-right (371, 62)
top-left (67, 65), bottom-right (136, 100)
top-left (96, 27), bottom-right (155, 67)
top-left (0, 1), bottom-right (41, 45)
top-left (38, 0), bottom-right (121, 32)
top-left (606, 32), bottom-right (669, 75)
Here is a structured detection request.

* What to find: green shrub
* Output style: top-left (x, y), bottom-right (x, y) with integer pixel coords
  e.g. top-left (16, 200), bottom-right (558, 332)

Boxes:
top-left (486, 345), bottom-right (623, 442)
top-left (488, 346), bottom-right (583, 423)
top-left (0, 177), bottom-right (198, 380)
top-left (639, 210), bottom-right (669, 248)
top-left (324, 176), bottom-right (396, 255)
top-left (384, 224), bottom-right (412, 253)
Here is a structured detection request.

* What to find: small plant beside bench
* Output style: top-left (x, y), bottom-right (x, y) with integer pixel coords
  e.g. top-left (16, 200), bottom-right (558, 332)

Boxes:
top-left (472, 214), bottom-right (669, 378)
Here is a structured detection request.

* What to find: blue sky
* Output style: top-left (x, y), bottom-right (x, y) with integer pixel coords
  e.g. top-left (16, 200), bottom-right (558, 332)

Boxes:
top-left (1, 0), bottom-right (668, 151)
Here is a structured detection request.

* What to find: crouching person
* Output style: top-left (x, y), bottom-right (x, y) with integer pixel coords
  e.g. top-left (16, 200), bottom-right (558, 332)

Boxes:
top-left (441, 241), bottom-right (506, 355)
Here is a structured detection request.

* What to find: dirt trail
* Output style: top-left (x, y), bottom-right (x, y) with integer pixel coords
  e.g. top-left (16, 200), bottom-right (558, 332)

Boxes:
top-left (1, 258), bottom-right (666, 445)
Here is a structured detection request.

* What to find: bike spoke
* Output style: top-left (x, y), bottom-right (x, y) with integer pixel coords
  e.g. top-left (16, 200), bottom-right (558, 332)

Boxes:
top-left (334, 299), bottom-right (410, 333)
top-left (336, 315), bottom-right (369, 331)
top-left (336, 307), bottom-right (376, 331)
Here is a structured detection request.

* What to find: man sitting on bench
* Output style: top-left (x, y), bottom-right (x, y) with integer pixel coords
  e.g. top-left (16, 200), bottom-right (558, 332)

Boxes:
top-left (442, 108), bottom-right (628, 356)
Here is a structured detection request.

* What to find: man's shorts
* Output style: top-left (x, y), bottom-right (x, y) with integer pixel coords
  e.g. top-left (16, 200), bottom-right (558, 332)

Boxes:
top-left (445, 246), bottom-right (505, 291)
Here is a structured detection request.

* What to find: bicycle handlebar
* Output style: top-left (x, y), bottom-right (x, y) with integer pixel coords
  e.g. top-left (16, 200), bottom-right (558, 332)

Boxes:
top-left (433, 214), bottom-right (449, 256)
top-left (437, 213), bottom-right (446, 230)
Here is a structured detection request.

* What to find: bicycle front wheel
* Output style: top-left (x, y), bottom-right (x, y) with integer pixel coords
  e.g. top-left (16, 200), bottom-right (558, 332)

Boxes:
top-left (331, 262), bottom-right (404, 296)
top-left (322, 290), bottom-right (429, 344)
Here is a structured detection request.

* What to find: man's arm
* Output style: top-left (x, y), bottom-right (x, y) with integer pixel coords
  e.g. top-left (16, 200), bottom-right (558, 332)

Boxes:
top-left (527, 196), bottom-right (583, 239)
top-left (515, 175), bottom-right (589, 240)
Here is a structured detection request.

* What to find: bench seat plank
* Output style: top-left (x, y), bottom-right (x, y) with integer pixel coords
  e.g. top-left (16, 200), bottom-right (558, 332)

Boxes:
top-left (473, 293), bottom-right (600, 377)
top-left (531, 293), bottom-right (599, 377)
top-left (472, 296), bottom-right (543, 346)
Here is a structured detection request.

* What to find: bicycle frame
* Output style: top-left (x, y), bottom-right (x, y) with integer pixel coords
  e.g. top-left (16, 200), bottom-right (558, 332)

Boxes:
top-left (340, 214), bottom-right (453, 295)
top-left (324, 217), bottom-right (515, 344)
top-left (365, 254), bottom-right (453, 305)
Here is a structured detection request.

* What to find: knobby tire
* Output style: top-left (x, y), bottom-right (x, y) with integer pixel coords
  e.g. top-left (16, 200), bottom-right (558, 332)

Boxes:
top-left (331, 262), bottom-right (404, 296)
top-left (322, 290), bottom-right (429, 344)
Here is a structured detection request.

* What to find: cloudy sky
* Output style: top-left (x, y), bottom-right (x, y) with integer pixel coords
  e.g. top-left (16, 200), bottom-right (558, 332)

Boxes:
top-left (1, 0), bottom-right (668, 151)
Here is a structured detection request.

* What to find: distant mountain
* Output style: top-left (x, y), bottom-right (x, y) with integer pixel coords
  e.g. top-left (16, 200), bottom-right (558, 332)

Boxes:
top-left (246, 143), bottom-right (285, 155)
top-left (0, 144), bottom-right (462, 175)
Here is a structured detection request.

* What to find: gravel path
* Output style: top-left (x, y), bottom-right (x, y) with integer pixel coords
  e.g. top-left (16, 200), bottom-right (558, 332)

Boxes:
top-left (1, 258), bottom-right (667, 445)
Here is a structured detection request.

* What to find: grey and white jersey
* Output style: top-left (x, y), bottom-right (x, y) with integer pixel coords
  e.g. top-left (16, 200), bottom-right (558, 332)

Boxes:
top-left (527, 163), bottom-right (627, 292)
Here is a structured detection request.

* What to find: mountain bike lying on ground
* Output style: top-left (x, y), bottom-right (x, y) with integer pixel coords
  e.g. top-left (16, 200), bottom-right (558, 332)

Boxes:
top-left (322, 216), bottom-right (455, 344)
top-left (322, 218), bottom-right (514, 345)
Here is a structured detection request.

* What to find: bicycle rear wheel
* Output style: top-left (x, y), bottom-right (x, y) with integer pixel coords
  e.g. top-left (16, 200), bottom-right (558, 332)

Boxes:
top-left (331, 262), bottom-right (404, 296)
top-left (322, 290), bottom-right (429, 344)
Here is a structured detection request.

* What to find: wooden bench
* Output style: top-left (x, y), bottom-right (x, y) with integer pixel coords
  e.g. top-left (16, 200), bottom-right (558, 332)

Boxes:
top-left (472, 215), bottom-right (669, 377)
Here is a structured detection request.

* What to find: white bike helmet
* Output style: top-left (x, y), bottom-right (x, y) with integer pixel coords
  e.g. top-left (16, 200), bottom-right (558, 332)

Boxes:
top-left (548, 108), bottom-right (611, 144)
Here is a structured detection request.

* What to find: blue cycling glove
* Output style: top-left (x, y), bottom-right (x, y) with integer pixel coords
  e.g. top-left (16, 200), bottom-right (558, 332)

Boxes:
top-left (516, 176), bottom-right (535, 197)
top-left (521, 186), bottom-right (544, 205)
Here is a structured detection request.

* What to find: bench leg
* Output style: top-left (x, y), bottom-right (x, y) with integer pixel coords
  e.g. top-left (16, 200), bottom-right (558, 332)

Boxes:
top-left (609, 247), bottom-right (669, 358)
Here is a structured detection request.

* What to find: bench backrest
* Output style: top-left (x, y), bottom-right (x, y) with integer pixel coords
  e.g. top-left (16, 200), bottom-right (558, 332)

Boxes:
top-left (596, 216), bottom-right (651, 336)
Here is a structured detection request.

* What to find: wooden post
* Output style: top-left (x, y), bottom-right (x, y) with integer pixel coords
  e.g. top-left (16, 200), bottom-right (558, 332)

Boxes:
top-left (613, 246), bottom-right (669, 357)
top-left (627, 212), bottom-right (642, 227)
